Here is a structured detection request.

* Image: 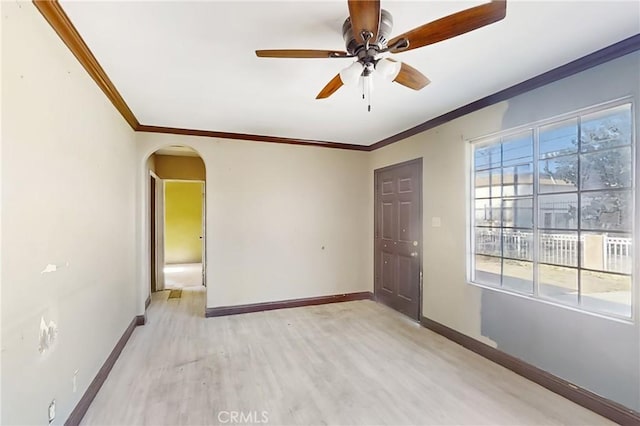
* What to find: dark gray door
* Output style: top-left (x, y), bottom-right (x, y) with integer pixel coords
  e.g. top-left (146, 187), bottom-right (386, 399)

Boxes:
top-left (374, 159), bottom-right (422, 320)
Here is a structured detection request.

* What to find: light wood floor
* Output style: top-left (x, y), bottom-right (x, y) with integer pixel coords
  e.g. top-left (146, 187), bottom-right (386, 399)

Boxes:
top-left (81, 287), bottom-right (611, 425)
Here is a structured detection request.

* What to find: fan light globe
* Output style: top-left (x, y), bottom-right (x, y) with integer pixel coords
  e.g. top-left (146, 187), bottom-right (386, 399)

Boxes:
top-left (339, 62), bottom-right (364, 86)
top-left (376, 58), bottom-right (402, 81)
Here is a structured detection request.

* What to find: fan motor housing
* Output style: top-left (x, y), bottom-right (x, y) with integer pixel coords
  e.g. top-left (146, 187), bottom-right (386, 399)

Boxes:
top-left (342, 9), bottom-right (393, 55)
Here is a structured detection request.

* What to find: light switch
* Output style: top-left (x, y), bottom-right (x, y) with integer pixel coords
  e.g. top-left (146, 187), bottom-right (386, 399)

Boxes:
top-left (431, 217), bottom-right (441, 227)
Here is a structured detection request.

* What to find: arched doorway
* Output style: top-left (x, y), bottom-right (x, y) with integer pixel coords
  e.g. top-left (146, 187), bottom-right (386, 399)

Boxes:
top-left (142, 145), bottom-right (207, 316)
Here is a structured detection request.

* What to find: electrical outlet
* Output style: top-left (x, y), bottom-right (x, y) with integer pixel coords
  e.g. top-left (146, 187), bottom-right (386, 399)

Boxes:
top-left (48, 399), bottom-right (56, 424)
top-left (73, 370), bottom-right (78, 393)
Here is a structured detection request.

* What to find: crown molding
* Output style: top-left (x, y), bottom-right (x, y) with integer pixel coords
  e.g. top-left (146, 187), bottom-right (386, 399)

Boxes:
top-left (33, 0), bottom-right (140, 130)
top-left (32, 1), bottom-right (640, 152)
top-left (370, 33), bottom-right (640, 150)
top-left (137, 125), bottom-right (370, 151)
top-left (32, 0), bottom-right (366, 150)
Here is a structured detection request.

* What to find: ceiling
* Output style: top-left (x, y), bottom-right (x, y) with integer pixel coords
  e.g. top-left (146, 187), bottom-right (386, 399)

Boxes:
top-left (59, 1), bottom-right (640, 146)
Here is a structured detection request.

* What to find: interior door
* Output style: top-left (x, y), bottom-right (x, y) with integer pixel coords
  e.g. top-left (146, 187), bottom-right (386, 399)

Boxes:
top-left (156, 179), bottom-right (166, 291)
top-left (150, 175), bottom-right (157, 293)
top-left (374, 159), bottom-right (422, 320)
top-left (201, 183), bottom-right (206, 287)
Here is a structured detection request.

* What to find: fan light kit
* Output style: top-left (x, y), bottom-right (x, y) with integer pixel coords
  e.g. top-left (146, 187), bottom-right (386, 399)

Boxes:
top-left (256, 1), bottom-right (507, 111)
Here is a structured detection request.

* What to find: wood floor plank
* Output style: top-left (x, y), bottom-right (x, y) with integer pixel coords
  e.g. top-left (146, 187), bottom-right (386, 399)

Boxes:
top-left (80, 286), bottom-right (611, 425)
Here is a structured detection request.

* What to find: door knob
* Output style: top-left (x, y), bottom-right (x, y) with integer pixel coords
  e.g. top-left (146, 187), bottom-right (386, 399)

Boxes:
top-left (410, 252), bottom-right (418, 257)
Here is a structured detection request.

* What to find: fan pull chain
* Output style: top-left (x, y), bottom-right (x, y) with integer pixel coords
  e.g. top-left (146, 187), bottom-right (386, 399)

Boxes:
top-left (367, 76), bottom-right (372, 112)
top-left (362, 75), bottom-right (372, 112)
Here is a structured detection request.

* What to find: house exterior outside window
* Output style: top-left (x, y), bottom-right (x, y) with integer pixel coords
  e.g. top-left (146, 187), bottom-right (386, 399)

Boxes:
top-left (470, 100), bottom-right (635, 319)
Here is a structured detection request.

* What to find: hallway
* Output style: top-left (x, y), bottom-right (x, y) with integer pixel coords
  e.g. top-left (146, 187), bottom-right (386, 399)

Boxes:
top-left (164, 263), bottom-right (204, 289)
top-left (79, 288), bottom-right (609, 425)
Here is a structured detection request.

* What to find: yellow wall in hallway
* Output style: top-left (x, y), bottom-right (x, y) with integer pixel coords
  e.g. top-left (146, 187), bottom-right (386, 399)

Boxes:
top-left (164, 181), bottom-right (203, 264)
top-left (154, 154), bottom-right (205, 180)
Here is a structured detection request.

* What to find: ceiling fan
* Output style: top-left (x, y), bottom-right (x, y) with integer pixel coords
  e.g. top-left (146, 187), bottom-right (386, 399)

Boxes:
top-left (256, 1), bottom-right (507, 110)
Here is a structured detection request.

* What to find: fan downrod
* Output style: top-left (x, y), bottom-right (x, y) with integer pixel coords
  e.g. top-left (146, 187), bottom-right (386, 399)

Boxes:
top-left (341, 9), bottom-right (408, 68)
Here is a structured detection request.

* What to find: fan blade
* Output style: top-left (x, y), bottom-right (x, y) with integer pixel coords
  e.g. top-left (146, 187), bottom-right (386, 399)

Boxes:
top-left (348, 0), bottom-right (381, 43)
top-left (256, 49), bottom-right (349, 58)
top-left (388, 0), bottom-right (507, 53)
top-left (393, 62), bottom-right (430, 91)
top-left (316, 74), bottom-right (344, 99)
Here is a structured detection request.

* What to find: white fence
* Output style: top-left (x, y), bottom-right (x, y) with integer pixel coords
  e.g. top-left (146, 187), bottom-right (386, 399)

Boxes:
top-left (476, 229), bottom-right (632, 273)
top-left (539, 233), bottom-right (580, 267)
top-left (605, 236), bottom-right (633, 273)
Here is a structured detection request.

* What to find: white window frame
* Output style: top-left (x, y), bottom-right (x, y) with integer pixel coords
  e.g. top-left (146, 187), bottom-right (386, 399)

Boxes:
top-left (467, 97), bottom-right (636, 322)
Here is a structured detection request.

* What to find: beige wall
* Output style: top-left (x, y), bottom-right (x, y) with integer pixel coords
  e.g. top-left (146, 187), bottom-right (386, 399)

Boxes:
top-left (0, 1), bottom-right (4, 420)
top-left (154, 154), bottom-right (205, 180)
top-left (368, 103), bottom-right (509, 341)
top-left (3, 0), bottom-right (638, 420)
top-left (1, 2), bottom-right (137, 424)
top-left (147, 153), bottom-right (156, 174)
top-left (368, 53), bottom-right (640, 410)
top-left (137, 134), bottom-right (371, 309)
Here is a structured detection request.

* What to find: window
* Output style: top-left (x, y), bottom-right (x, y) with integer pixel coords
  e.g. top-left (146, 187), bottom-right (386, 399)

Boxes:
top-left (470, 102), bottom-right (634, 319)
